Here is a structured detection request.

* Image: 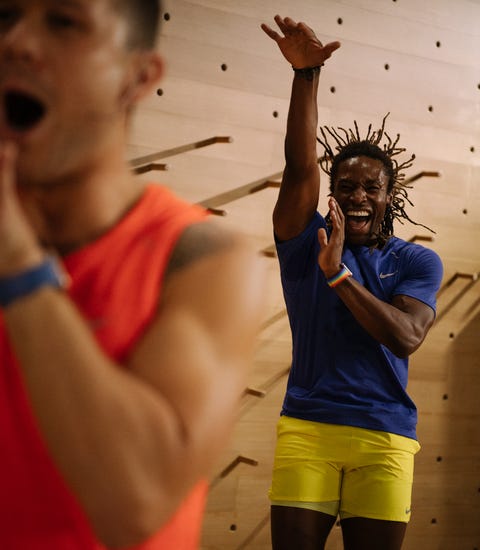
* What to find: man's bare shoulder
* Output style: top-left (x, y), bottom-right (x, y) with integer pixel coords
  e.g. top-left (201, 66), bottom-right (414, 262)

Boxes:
top-left (164, 220), bottom-right (242, 280)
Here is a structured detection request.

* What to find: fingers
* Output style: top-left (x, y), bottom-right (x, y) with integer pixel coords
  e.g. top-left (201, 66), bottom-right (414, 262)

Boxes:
top-left (297, 21), bottom-right (318, 39)
top-left (322, 40), bottom-right (342, 59)
top-left (281, 16), bottom-right (298, 31)
top-left (0, 142), bottom-right (17, 195)
top-left (329, 197), bottom-right (344, 225)
top-left (277, 16), bottom-right (312, 38)
top-left (328, 197), bottom-right (345, 255)
top-left (270, 15), bottom-right (323, 41)
top-left (260, 23), bottom-right (280, 41)
top-left (261, 15), bottom-right (301, 39)
top-left (318, 228), bottom-right (328, 249)
top-left (319, 200), bottom-right (344, 275)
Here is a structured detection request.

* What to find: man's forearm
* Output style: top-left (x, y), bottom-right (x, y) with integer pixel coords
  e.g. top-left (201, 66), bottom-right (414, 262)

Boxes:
top-left (273, 72), bottom-right (322, 240)
top-left (1, 236), bottom-right (265, 547)
top-left (2, 287), bottom-right (239, 547)
top-left (284, 71), bottom-right (321, 174)
top-left (332, 277), bottom-right (429, 358)
top-left (2, 288), bottom-right (193, 535)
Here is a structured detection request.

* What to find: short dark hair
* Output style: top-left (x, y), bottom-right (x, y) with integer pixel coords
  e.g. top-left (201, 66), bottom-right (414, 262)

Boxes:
top-left (329, 141), bottom-right (395, 194)
top-left (115, 0), bottom-right (162, 50)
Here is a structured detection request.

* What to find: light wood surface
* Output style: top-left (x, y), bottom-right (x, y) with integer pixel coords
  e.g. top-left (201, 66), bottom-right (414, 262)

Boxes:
top-left (129, 1), bottom-right (480, 547)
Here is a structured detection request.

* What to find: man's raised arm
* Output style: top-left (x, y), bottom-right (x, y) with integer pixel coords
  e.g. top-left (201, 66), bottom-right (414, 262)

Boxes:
top-left (261, 15), bottom-right (340, 241)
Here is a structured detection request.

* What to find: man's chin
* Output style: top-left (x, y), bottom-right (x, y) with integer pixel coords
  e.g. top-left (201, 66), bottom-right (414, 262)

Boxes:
top-left (345, 231), bottom-right (375, 247)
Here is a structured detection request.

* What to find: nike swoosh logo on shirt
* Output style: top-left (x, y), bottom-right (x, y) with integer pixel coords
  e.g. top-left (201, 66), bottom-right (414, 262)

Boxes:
top-left (379, 271), bottom-right (397, 279)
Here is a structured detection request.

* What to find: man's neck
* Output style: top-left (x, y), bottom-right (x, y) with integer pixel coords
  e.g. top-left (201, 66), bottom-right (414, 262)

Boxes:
top-left (19, 153), bottom-right (146, 256)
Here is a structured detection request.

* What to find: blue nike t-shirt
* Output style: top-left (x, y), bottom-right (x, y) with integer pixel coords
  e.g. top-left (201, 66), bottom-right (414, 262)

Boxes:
top-left (276, 212), bottom-right (444, 440)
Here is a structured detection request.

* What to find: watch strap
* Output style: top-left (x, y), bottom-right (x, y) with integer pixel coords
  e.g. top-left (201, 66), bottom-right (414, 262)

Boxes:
top-left (326, 263), bottom-right (352, 288)
top-left (0, 256), bottom-right (68, 308)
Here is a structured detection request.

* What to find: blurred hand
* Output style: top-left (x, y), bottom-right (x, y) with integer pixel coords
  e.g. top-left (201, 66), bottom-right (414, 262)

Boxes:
top-left (0, 142), bottom-right (44, 276)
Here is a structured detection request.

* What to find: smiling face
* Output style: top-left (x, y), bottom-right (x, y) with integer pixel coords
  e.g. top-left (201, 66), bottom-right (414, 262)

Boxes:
top-left (332, 155), bottom-right (392, 246)
top-left (0, 0), bottom-right (162, 187)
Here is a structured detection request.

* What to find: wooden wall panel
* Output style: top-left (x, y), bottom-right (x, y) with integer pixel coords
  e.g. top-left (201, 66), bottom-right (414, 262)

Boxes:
top-left (128, 0), bottom-right (480, 547)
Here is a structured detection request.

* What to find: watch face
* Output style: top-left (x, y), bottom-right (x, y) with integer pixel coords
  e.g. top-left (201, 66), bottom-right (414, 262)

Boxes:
top-left (48, 257), bottom-right (71, 290)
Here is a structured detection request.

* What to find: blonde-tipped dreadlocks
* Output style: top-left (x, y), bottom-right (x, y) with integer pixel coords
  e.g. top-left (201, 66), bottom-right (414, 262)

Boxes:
top-left (316, 113), bottom-right (434, 248)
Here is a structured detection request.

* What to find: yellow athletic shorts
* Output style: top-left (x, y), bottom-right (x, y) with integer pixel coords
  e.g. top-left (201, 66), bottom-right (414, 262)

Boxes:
top-left (269, 416), bottom-right (420, 523)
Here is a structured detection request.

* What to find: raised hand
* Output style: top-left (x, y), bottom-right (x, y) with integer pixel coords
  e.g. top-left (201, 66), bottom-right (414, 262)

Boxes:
top-left (318, 197), bottom-right (345, 278)
top-left (0, 142), bottom-right (43, 276)
top-left (261, 15), bottom-right (340, 69)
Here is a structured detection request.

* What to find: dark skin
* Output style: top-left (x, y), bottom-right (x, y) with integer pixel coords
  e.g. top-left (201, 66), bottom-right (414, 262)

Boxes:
top-left (321, 158), bottom-right (435, 359)
top-left (262, 14), bottom-right (435, 550)
top-left (270, 507), bottom-right (407, 550)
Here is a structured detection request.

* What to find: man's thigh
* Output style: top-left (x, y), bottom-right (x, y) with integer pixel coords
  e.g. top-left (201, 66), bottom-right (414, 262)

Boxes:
top-left (271, 505), bottom-right (337, 550)
top-left (341, 516), bottom-right (407, 550)
top-left (269, 416), bottom-right (347, 505)
top-left (340, 428), bottom-right (420, 523)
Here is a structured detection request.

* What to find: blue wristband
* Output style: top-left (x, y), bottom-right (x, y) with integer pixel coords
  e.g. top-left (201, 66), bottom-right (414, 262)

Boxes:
top-left (0, 256), bottom-right (68, 308)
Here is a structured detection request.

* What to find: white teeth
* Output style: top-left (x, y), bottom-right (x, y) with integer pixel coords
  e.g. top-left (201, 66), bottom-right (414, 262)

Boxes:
top-left (347, 210), bottom-right (370, 217)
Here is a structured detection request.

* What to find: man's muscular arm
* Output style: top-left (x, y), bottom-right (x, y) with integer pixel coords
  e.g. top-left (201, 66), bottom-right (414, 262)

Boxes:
top-left (319, 196), bottom-right (436, 358)
top-left (331, 277), bottom-right (435, 358)
top-left (261, 15), bottom-right (340, 241)
top-left (0, 144), bottom-right (266, 548)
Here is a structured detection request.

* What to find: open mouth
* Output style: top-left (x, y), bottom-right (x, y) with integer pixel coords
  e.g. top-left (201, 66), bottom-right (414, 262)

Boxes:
top-left (346, 209), bottom-right (372, 231)
top-left (4, 91), bottom-right (46, 132)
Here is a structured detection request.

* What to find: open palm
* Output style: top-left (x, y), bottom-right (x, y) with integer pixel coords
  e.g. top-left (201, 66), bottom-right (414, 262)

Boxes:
top-left (261, 15), bottom-right (340, 69)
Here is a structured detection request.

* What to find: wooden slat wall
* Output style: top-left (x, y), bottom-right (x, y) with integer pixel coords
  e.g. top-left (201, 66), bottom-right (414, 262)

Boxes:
top-left (129, 1), bottom-right (480, 548)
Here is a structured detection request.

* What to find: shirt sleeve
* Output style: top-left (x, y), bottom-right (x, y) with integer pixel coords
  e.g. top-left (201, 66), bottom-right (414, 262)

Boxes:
top-left (393, 245), bottom-right (444, 313)
top-left (275, 213), bottom-right (326, 295)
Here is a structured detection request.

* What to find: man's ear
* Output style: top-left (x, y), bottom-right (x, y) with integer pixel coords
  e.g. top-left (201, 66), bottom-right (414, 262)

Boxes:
top-left (120, 52), bottom-right (164, 107)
